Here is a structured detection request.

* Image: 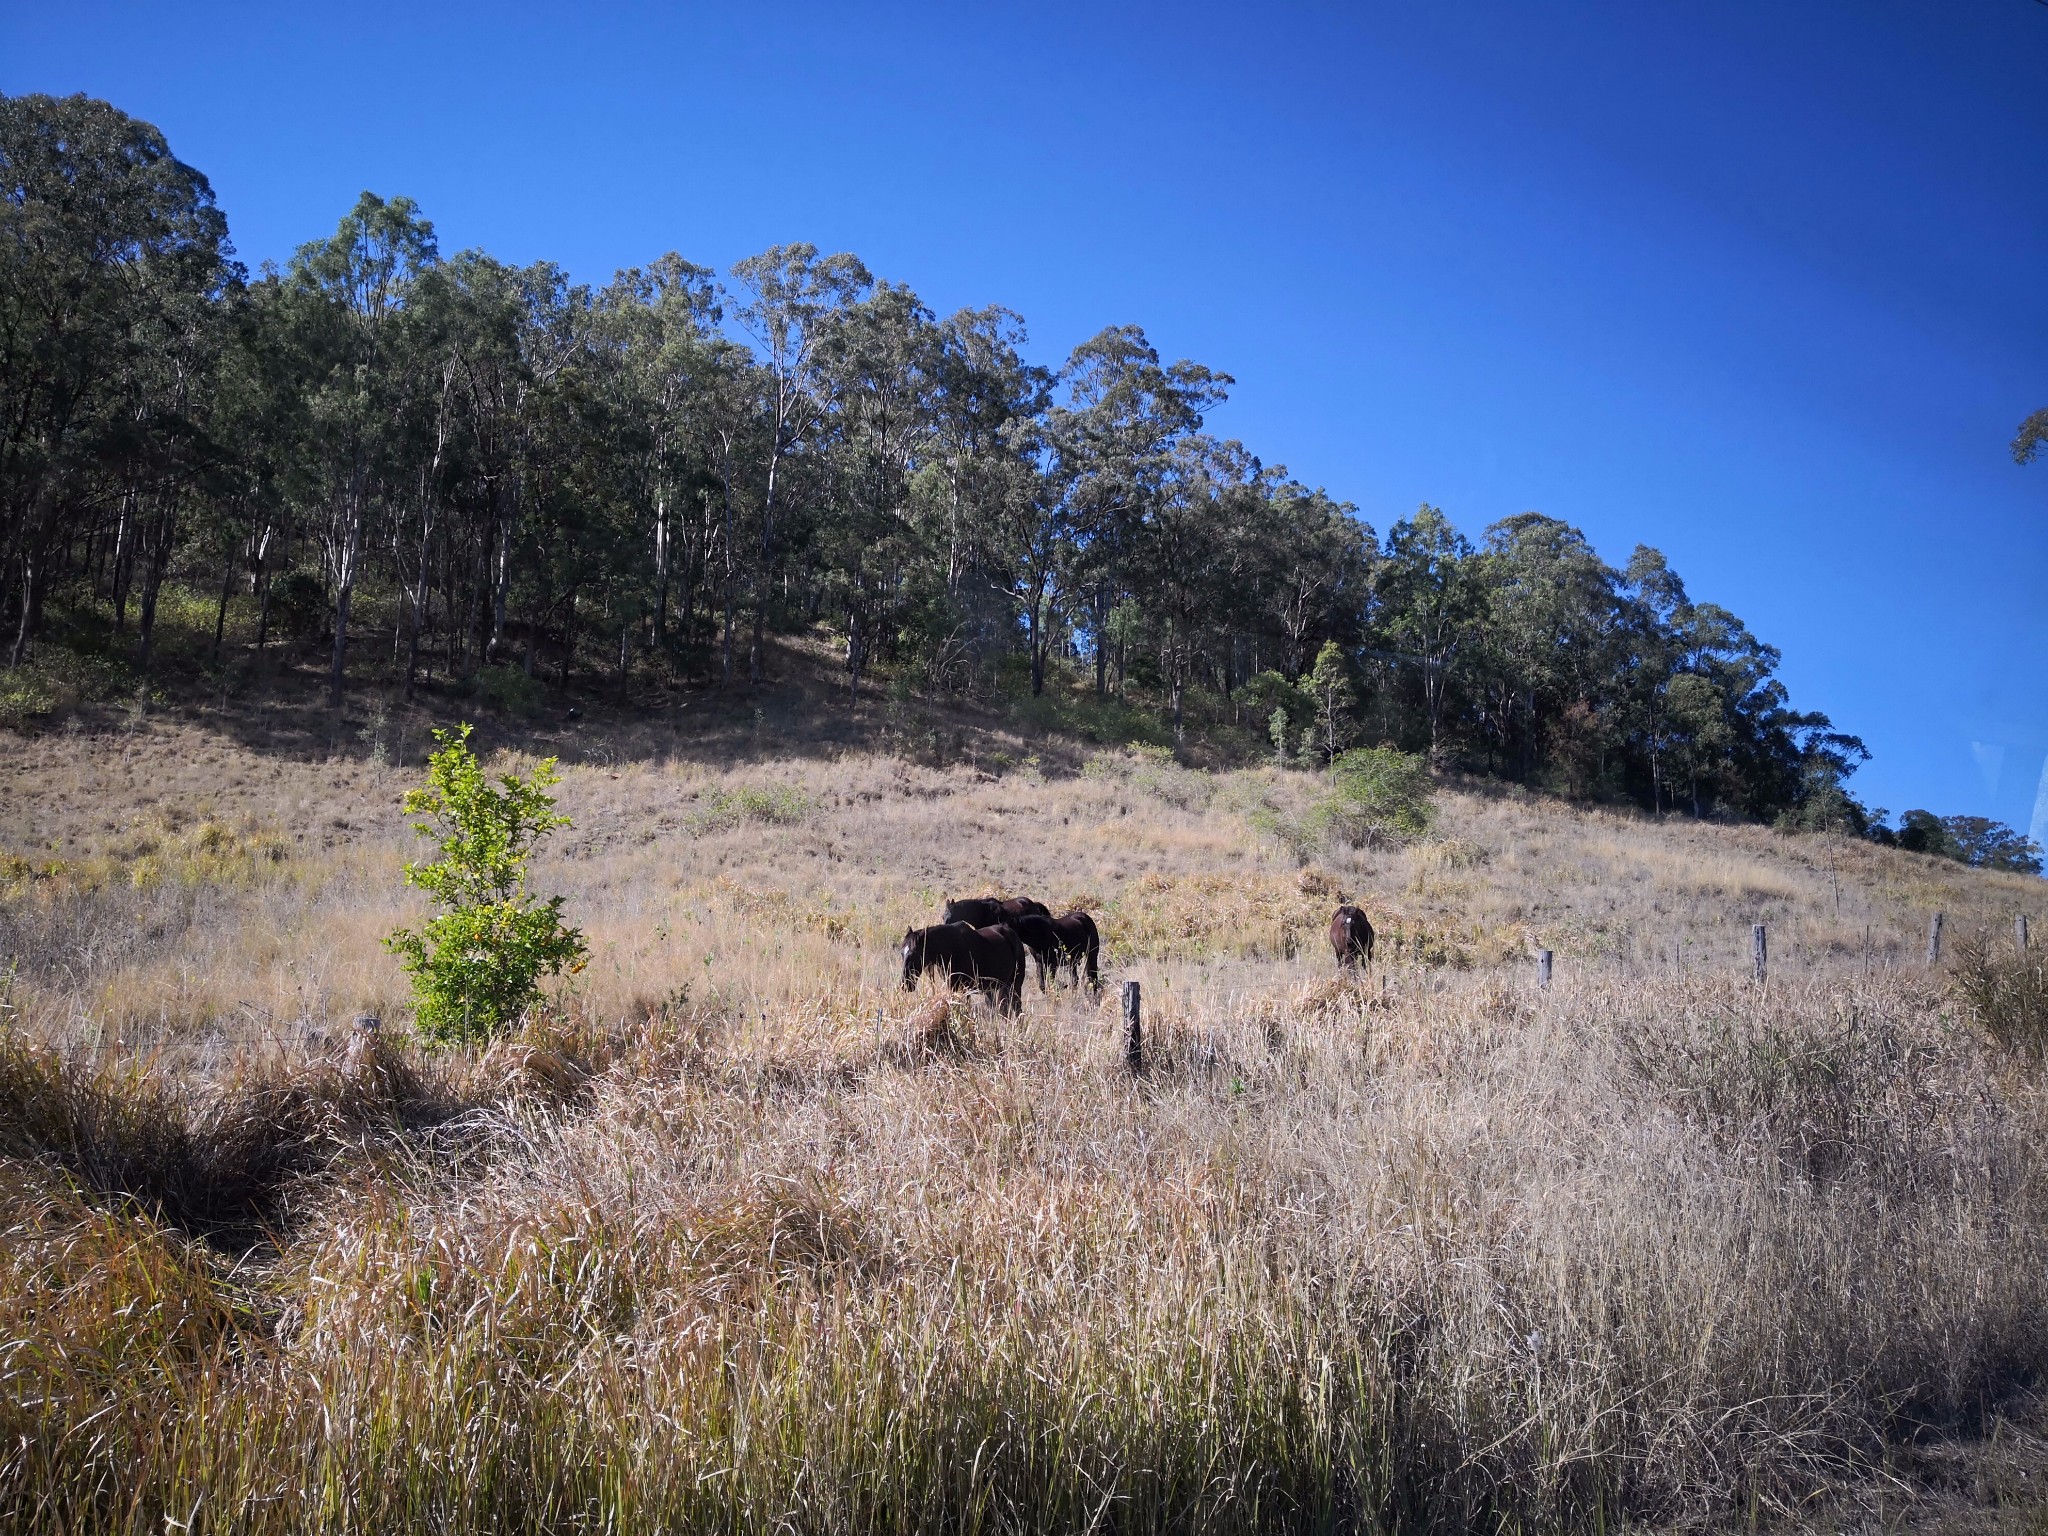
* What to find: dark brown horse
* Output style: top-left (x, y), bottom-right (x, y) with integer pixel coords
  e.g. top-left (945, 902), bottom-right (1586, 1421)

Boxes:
top-left (942, 895), bottom-right (1050, 929)
top-left (1048, 910), bottom-right (1101, 991)
top-left (1008, 913), bottom-right (1061, 991)
top-left (1005, 911), bottom-right (1102, 992)
top-left (901, 922), bottom-right (1027, 1013)
top-left (1329, 905), bottom-right (1374, 970)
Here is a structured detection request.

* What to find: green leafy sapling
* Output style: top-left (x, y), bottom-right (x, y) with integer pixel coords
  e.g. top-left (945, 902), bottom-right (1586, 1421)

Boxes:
top-left (1305, 641), bottom-right (1360, 764)
top-left (384, 724), bottom-right (588, 1045)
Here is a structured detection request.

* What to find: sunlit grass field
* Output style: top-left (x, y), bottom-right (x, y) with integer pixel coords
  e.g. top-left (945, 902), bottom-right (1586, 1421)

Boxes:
top-left (4, 698), bottom-right (2046, 1533)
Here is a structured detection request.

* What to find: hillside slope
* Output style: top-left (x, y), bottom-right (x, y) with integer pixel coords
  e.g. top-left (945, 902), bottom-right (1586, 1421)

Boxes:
top-left (3, 696), bottom-right (2046, 1534)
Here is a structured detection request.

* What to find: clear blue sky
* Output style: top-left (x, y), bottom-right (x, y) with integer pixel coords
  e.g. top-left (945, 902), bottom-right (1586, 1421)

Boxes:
top-left (8, 1), bottom-right (2045, 836)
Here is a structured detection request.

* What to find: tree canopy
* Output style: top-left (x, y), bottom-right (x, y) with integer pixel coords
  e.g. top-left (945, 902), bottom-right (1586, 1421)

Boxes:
top-left (3, 91), bottom-right (2006, 846)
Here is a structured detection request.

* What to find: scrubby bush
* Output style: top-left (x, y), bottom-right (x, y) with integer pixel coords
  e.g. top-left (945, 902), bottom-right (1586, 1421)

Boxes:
top-left (475, 663), bottom-right (546, 718)
top-left (692, 783), bottom-right (810, 831)
top-left (1240, 670), bottom-right (1313, 762)
top-left (1305, 747), bottom-right (1435, 849)
top-left (0, 668), bottom-right (57, 728)
top-left (384, 724), bottom-right (587, 1045)
top-left (1952, 931), bottom-right (2048, 1060)
top-left (265, 569), bottom-right (328, 643)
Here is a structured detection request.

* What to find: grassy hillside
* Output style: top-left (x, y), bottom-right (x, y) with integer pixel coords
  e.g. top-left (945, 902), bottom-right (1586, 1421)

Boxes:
top-left (3, 659), bottom-right (2046, 1534)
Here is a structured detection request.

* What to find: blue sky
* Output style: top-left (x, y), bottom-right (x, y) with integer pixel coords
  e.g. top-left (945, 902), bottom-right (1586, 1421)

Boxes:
top-left (7, 1), bottom-right (2045, 835)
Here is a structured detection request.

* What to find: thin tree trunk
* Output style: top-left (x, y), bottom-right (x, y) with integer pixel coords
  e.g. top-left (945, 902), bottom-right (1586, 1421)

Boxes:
top-left (328, 577), bottom-right (354, 708)
top-left (212, 553), bottom-right (234, 658)
top-left (111, 486), bottom-right (135, 632)
top-left (653, 485), bottom-right (670, 645)
top-left (136, 491), bottom-right (179, 673)
top-left (1093, 586), bottom-right (1110, 696)
top-left (9, 553), bottom-right (35, 668)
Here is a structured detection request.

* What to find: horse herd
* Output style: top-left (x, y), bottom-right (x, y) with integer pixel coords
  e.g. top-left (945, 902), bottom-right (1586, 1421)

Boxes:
top-left (900, 897), bottom-right (1378, 1014)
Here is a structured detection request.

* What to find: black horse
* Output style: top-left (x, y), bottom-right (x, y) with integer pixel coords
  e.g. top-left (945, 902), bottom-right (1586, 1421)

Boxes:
top-left (1047, 910), bottom-right (1101, 991)
top-left (1008, 913), bottom-right (1062, 991)
top-left (1329, 905), bottom-right (1374, 970)
top-left (942, 895), bottom-right (1050, 929)
top-left (901, 922), bottom-right (1027, 1014)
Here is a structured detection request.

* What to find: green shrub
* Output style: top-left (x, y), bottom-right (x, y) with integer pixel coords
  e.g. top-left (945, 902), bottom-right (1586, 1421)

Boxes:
top-left (0, 669), bottom-right (57, 728)
top-left (1240, 671), bottom-right (1313, 759)
top-left (0, 645), bottom-right (133, 727)
top-left (384, 724), bottom-right (588, 1046)
top-left (476, 664), bottom-right (545, 718)
top-left (1304, 747), bottom-right (1436, 849)
top-left (1011, 685), bottom-right (1173, 747)
top-left (266, 569), bottom-right (328, 642)
top-left (692, 784), bottom-right (810, 831)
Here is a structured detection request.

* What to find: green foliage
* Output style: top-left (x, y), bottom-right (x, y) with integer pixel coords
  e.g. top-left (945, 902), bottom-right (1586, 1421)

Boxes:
top-left (1304, 642), bottom-right (1359, 764)
top-left (266, 570), bottom-right (328, 642)
top-left (691, 784), bottom-right (811, 831)
top-left (0, 645), bottom-right (136, 727)
top-left (1944, 816), bottom-right (2044, 875)
top-left (1305, 747), bottom-right (1436, 849)
top-left (0, 669), bottom-right (56, 728)
top-left (0, 90), bottom-right (1869, 832)
top-left (1894, 810), bottom-right (2042, 874)
top-left (2014, 405), bottom-right (2048, 466)
top-left (1240, 670), bottom-right (1312, 762)
top-left (475, 664), bottom-right (545, 718)
top-left (384, 725), bottom-right (587, 1045)
top-left (1011, 684), bottom-right (1174, 747)
top-left (1787, 761), bottom-right (1864, 835)
top-left (1896, 809), bottom-right (1956, 858)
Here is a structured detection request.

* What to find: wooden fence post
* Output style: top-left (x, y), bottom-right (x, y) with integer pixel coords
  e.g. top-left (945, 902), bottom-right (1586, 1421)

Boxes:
top-left (1536, 949), bottom-right (1553, 989)
top-left (2019, 914), bottom-right (2031, 954)
top-left (1752, 924), bottom-right (1767, 986)
top-left (1927, 912), bottom-right (1944, 967)
top-left (1121, 980), bottom-right (1143, 1076)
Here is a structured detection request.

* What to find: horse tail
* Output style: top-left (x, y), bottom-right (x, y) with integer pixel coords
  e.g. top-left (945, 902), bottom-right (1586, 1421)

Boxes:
top-left (1085, 917), bottom-right (1100, 990)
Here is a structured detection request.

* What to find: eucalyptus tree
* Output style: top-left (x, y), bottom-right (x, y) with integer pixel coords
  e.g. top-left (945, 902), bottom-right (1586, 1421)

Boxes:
top-left (502, 263), bottom-right (615, 684)
top-left (999, 411), bottom-right (1072, 698)
top-left (728, 243), bottom-right (870, 683)
top-left (690, 336), bottom-right (767, 684)
top-left (924, 305), bottom-right (1049, 599)
top-left (285, 191), bottom-right (437, 704)
top-left (0, 91), bottom-right (235, 665)
top-left (1470, 513), bottom-right (1621, 780)
top-left (1374, 505), bottom-right (1483, 760)
top-left (814, 281), bottom-right (942, 700)
top-left (2015, 407), bottom-right (2048, 465)
top-left (1260, 480), bottom-right (1372, 680)
top-left (599, 253), bottom-right (720, 648)
top-left (206, 275), bottom-right (314, 656)
top-left (124, 254), bottom-right (232, 670)
top-left (876, 306), bottom-right (1055, 693)
top-left (1613, 544), bottom-right (1691, 811)
top-left (1141, 435), bottom-right (1263, 736)
top-left (1045, 325), bottom-right (1227, 695)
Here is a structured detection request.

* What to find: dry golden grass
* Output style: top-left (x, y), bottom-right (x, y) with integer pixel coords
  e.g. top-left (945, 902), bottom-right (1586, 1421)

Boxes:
top-left (3, 711), bottom-right (2046, 1533)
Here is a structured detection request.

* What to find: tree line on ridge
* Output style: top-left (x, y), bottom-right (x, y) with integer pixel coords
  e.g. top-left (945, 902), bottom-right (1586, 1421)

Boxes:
top-left (3, 92), bottom-right (2040, 868)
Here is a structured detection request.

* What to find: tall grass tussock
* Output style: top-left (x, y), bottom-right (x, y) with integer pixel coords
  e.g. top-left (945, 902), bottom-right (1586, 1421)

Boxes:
top-left (3, 704), bottom-right (2047, 1533)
